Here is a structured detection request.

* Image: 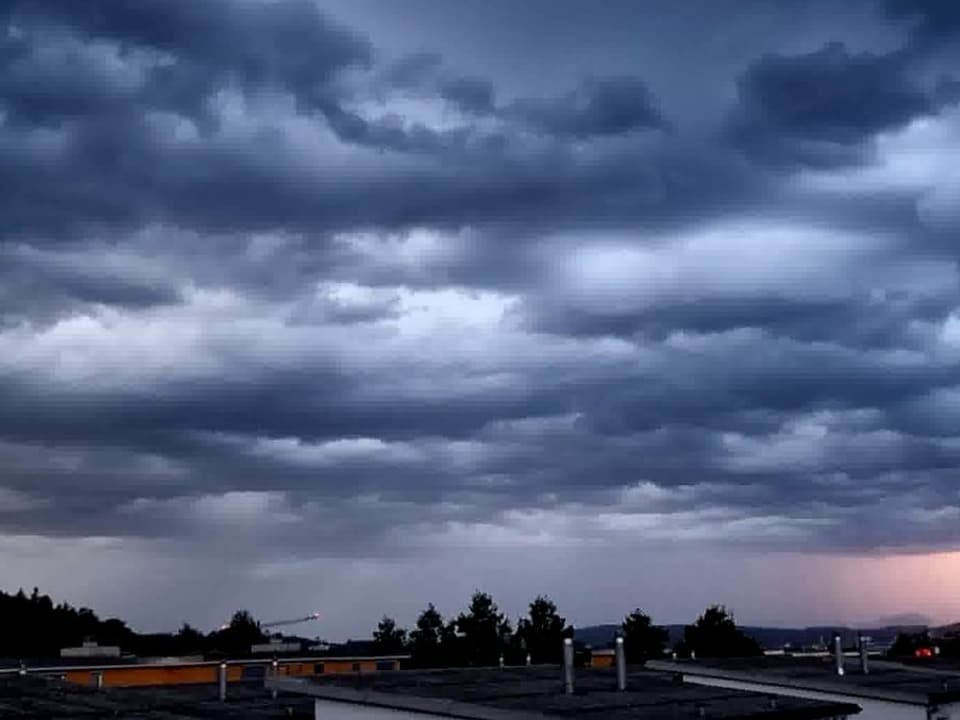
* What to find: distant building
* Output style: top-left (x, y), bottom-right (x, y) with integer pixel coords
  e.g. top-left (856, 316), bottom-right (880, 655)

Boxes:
top-left (59, 642), bottom-right (121, 659)
top-left (250, 637), bottom-right (302, 655)
top-left (589, 647), bottom-right (616, 668)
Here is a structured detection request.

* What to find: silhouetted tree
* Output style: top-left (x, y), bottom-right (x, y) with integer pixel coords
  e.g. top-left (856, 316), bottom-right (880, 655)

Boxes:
top-left (676, 605), bottom-right (762, 658)
top-left (211, 610), bottom-right (266, 657)
top-left (174, 623), bottom-right (206, 655)
top-left (620, 609), bottom-right (668, 663)
top-left (372, 616), bottom-right (408, 653)
top-left (517, 596), bottom-right (568, 664)
top-left (442, 619), bottom-right (467, 667)
top-left (0, 587), bottom-right (123, 658)
top-left (410, 604), bottom-right (446, 668)
top-left (96, 618), bottom-right (135, 648)
top-left (455, 591), bottom-right (512, 667)
top-left (0, 587), bottom-right (222, 660)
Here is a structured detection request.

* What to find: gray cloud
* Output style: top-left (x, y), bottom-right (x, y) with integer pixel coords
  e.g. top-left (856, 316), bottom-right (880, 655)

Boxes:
top-left (4, 0), bottom-right (373, 119)
top-left (3, 0), bottom-right (960, 630)
top-left (886, 0), bottom-right (960, 46)
top-left (507, 76), bottom-right (664, 138)
top-left (439, 75), bottom-right (496, 115)
top-left (728, 41), bottom-right (955, 166)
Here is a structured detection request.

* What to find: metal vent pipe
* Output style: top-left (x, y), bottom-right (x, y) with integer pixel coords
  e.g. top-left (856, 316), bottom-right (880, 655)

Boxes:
top-left (562, 638), bottom-right (575, 694)
top-left (615, 636), bottom-right (627, 691)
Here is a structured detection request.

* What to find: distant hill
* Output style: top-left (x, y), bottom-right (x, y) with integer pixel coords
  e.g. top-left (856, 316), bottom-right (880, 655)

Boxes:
top-left (575, 623), bottom-right (944, 651)
top-left (870, 614), bottom-right (932, 627)
top-left (574, 624), bottom-right (621, 648)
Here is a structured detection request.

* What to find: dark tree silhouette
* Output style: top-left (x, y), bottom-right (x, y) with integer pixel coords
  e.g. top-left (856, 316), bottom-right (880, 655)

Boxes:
top-left (409, 604), bottom-right (446, 668)
top-left (174, 623), bottom-right (206, 655)
top-left (676, 605), bottom-right (762, 658)
top-left (620, 608), bottom-right (668, 663)
top-left (516, 595), bottom-right (568, 664)
top-left (442, 619), bottom-right (466, 667)
top-left (0, 588), bottom-right (283, 660)
top-left (210, 610), bottom-right (266, 657)
top-left (97, 618), bottom-right (136, 648)
top-left (455, 591), bottom-right (512, 667)
top-left (0, 587), bottom-right (126, 659)
top-left (372, 616), bottom-right (408, 653)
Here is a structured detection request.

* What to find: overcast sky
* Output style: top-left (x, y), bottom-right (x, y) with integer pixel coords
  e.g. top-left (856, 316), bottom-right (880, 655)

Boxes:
top-left (3, 0), bottom-right (960, 639)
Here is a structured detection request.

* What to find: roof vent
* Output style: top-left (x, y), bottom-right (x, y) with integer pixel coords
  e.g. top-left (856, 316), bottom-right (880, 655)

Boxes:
top-left (833, 635), bottom-right (844, 677)
top-left (562, 638), bottom-right (575, 695)
top-left (615, 636), bottom-right (627, 691)
top-left (858, 634), bottom-right (869, 675)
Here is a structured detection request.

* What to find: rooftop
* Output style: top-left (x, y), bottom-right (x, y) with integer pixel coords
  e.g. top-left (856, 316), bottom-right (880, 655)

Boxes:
top-left (648, 657), bottom-right (960, 706)
top-left (0, 676), bottom-right (312, 719)
top-left (268, 666), bottom-right (861, 720)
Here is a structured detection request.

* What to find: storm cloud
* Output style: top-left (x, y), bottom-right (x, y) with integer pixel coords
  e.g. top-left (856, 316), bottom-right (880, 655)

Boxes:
top-left (2, 0), bottom-right (960, 634)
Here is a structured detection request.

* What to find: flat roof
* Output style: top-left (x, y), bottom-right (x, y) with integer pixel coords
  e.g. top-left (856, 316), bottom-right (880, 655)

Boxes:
top-left (648, 658), bottom-right (960, 706)
top-left (0, 676), bottom-right (311, 719)
top-left (268, 666), bottom-right (860, 720)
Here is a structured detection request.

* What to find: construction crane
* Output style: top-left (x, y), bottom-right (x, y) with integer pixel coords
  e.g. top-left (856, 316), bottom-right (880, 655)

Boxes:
top-left (261, 611), bottom-right (323, 630)
top-left (216, 611), bottom-right (322, 632)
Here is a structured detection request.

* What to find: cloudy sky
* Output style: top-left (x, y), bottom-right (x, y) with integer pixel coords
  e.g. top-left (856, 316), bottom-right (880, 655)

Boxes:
top-left (3, 0), bottom-right (960, 638)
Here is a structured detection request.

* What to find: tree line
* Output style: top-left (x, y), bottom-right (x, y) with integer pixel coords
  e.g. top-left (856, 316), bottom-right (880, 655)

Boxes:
top-left (0, 586), bottom-right (780, 664)
top-left (370, 591), bottom-right (763, 667)
top-left (0, 587), bottom-right (267, 661)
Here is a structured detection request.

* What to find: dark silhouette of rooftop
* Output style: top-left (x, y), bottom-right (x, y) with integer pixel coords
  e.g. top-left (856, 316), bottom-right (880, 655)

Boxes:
top-left (269, 666), bottom-right (860, 720)
top-left (0, 676), bottom-right (312, 719)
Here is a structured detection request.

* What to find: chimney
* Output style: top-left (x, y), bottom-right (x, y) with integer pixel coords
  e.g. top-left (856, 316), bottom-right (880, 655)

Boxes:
top-left (858, 635), bottom-right (869, 675)
top-left (615, 636), bottom-right (627, 691)
top-left (833, 635), bottom-right (844, 676)
top-left (563, 638), bottom-right (575, 694)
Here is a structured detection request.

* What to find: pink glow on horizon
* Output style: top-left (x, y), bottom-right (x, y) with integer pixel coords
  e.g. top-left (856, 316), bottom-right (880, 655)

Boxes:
top-left (730, 550), bottom-right (960, 627)
top-left (825, 551), bottom-right (960, 625)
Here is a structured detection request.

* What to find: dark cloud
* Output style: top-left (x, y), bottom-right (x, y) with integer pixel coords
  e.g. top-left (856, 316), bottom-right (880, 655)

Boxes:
top-left (508, 76), bottom-right (664, 138)
top-left (886, 0), bottom-right (960, 45)
top-left (3, 0), bottom-right (373, 120)
top-left (382, 51), bottom-right (444, 90)
top-left (0, 1), bottom-right (682, 243)
top-left (529, 285), bottom-right (959, 352)
top-left (439, 75), bottom-right (496, 114)
top-left (728, 41), bottom-right (955, 166)
top-left (3, 0), bottom-right (960, 628)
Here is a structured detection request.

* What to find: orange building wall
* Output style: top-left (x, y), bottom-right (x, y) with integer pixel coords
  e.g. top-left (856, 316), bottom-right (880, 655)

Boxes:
top-left (590, 652), bottom-right (615, 668)
top-left (65, 665), bottom-right (218, 687)
top-left (59, 657), bottom-right (402, 688)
